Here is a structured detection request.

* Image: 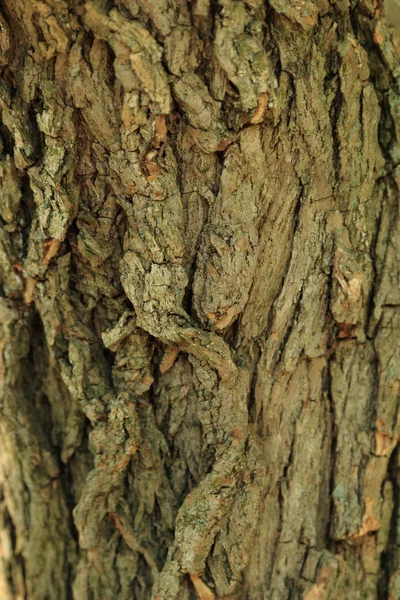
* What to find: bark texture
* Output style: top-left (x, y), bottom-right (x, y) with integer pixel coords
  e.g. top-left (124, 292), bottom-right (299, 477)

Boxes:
top-left (0, 1), bottom-right (399, 599)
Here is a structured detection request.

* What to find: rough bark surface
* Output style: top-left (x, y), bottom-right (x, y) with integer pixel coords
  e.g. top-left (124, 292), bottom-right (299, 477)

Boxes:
top-left (0, 1), bottom-right (399, 599)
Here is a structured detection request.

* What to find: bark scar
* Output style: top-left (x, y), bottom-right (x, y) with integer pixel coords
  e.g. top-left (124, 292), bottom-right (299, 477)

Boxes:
top-left (190, 574), bottom-right (216, 600)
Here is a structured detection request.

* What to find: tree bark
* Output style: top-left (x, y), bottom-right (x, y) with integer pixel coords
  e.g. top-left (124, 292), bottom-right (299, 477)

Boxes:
top-left (0, 1), bottom-right (399, 599)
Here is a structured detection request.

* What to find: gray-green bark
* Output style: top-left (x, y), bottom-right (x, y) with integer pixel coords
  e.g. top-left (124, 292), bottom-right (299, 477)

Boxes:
top-left (0, 1), bottom-right (399, 599)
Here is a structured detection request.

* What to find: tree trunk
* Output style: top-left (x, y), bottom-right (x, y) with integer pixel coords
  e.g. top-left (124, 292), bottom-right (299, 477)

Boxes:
top-left (0, 1), bottom-right (399, 599)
